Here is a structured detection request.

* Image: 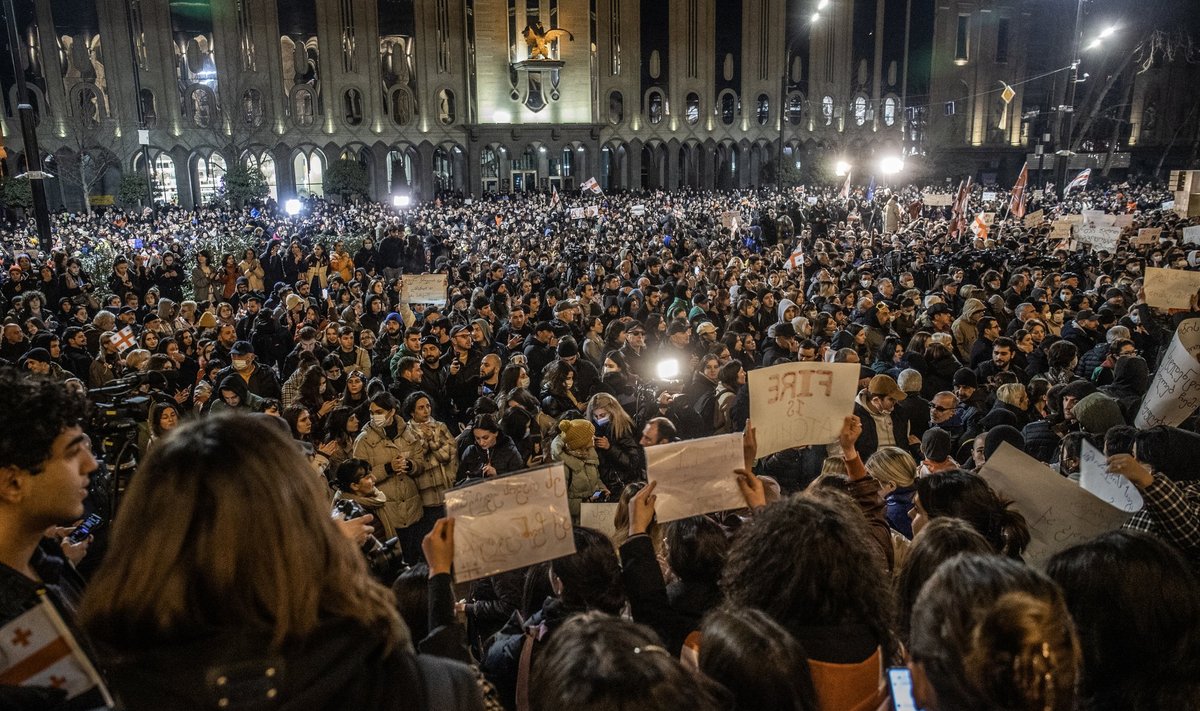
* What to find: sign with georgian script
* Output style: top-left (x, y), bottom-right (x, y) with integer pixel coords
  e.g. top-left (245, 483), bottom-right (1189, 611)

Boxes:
top-left (1136, 318), bottom-right (1200, 429)
top-left (1143, 267), bottom-right (1200, 310)
top-left (748, 362), bottom-right (860, 457)
top-left (646, 434), bottom-right (747, 522)
top-left (444, 464), bottom-right (575, 583)
top-left (401, 273), bottom-right (449, 305)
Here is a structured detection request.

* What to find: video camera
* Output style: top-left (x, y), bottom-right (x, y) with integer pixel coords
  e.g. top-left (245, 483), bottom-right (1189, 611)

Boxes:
top-left (331, 498), bottom-right (407, 581)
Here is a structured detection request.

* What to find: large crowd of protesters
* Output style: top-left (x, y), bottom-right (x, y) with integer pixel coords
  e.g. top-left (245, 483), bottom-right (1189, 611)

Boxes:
top-left (1, 175), bottom-right (1199, 711)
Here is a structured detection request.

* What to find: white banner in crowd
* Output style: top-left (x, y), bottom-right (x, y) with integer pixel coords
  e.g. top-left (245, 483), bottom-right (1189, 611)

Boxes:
top-left (645, 433), bottom-right (747, 522)
top-left (631, 204), bottom-right (646, 216)
top-left (1136, 318), bottom-right (1200, 429)
top-left (444, 464), bottom-right (575, 583)
top-left (1080, 209), bottom-right (1115, 227)
top-left (748, 362), bottom-right (860, 457)
top-left (1113, 214), bottom-right (1135, 228)
top-left (923, 193), bottom-right (953, 206)
top-left (1078, 440), bottom-right (1144, 513)
top-left (401, 273), bottom-right (449, 305)
top-left (1143, 268), bottom-right (1200, 310)
top-left (1184, 225), bottom-right (1200, 245)
top-left (980, 443), bottom-right (1129, 568)
top-left (981, 191), bottom-right (998, 202)
top-left (1075, 225), bottom-right (1121, 252)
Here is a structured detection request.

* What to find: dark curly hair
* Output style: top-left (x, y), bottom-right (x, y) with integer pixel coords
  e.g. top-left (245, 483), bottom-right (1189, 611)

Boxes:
top-left (0, 367), bottom-right (89, 474)
top-left (720, 491), bottom-right (899, 663)
top-left (914, 469), bottom-right (1031, 558)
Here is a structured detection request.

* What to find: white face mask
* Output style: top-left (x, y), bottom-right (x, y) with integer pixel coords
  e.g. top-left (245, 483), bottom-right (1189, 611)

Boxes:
top-left (518, 376), bottom-right (530, 389)
top-left (232, 359), bottom-right (249, 371)
top-left (371, 413), bottom-right (389, 428)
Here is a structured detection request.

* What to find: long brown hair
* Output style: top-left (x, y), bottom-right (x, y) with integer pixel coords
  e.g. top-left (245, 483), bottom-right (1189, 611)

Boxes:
top-left (80, 413), bottom-right (408, 651)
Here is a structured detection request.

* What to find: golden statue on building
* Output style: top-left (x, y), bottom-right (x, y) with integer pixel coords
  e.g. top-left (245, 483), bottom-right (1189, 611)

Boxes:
top-left (522, 22), bottom-right (573, 61)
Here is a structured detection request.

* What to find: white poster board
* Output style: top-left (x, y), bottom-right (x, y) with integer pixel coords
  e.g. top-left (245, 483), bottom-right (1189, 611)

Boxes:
top-left (1114, 214), bottom-right (1135, 228)
top-left (1078, 439), bottom-right (1143, 513)
top-left (1183, 225), bottom-right (1200, 245)
top-left (401, 274), bottom-right (449, 305)
top-left (979, 443), bottom-right (1129, 568)
top-left (1143, 267), bottom-right (1200, 310)
top-left (1081, 209), bottom-right (1116, 227)
top-left (579, 502), bottom-right (619, 538)
top-left (748, 362), bottom-right (860, 457)
top-left (806, 196), bottom-right (819, 205)
top-left (444, 464), bottom-right (575, 583)
top-left (982, 191), bottom-right (998, 202)
top-left (923, 193), bottom-right (954, 207)
top-left (1076, 225), bottom-right (1121, 252)
top-left (1135, 318), bottom-right (1200, 429)
top-left (569, 207), bottom-right (585, 219)
top-left (631, 204), bottom-right (646, 216)
top-left (645, 433), bottom-right (746, 522)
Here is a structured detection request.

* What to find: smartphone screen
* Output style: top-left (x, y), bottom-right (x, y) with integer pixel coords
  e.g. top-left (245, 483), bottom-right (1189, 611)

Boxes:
top-left (887, 667), bottom-right (920, 711)
top-left (68, 513), bottom-right (103, 544)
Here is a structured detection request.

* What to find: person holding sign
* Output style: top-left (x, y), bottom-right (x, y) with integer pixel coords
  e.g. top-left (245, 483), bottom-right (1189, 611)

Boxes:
top-left (1110, 426), bottom-right (1200, 568)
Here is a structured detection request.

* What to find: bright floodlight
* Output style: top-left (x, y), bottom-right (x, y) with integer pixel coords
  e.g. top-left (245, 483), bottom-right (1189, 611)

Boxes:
top-left (835, 160), bottom-right (851, 176)
top-left (1099, 26), bottom-right (1116, 38)
top-left (284, 199), bottom-right (301, 216)
top-left (393, 194), bottom-right (412, 208)
top-left (656, 358), bottom-right (680, 381)
top-left (811, 11), bottom-right (820, 22)
top-left (1086, 39), bottom-right (1101, 49)
top-left (818, 0), bottom-right (829, 8)
top-left (879, 156), bottom-right (904, 175)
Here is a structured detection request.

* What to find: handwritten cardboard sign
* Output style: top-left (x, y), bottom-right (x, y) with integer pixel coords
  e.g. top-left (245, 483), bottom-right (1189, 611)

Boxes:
top-left (1081, 209), bottom-right (1115, 227)
top-left (444, 464), bottom-right (575, 583)
top-left (1050, 220), bottom-right (1074, 238)
top-left (980, 443), bottom-right (1129, 569)
top-left (1184, 225), bottom-right (1200, 245)
top-left (645, 433), bottom-right (747, 522)
top-left (748, 362), bottom-right (860, 457)
top-left (923, 194), bottom-right (954, 207)
top-left (579, 502), bottom-right (619, 538)
top-left (1076, 225), bottom-right (1121, 252)
top-left (631, 204), bottom-right (646, 216)
top-left (1133, 227), bottom-right (1162, 246)
top-left (981, 191), bottom-right (998, 202)
top-left (1078, 439), bottom-right (1143, 513)
top-left (1136, 317), bottom-right (1200, 429)
top-left (1143, 267), bottom-right (1200, 310)
top-left (401, 273), bottom-right (449, 305)
top-left (1114, 214), bottom-right (1135, 229)
top-left (1023, 209), bottom-right (1044, 227)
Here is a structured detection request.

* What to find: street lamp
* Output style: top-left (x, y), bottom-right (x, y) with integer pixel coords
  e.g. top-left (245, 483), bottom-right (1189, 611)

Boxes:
top-left (879, 156), bottom-right (904, 175)
top-left (835, 160), bottom-right (851, 176)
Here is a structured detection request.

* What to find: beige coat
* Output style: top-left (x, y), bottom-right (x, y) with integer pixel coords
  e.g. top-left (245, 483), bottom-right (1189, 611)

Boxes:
top-left (410, 419), bottom-right (459, 506)
top-left (352, 419), bottom-right (427, 528)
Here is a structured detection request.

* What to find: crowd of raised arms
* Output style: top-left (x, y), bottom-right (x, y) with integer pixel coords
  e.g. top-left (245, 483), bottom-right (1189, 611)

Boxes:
top-left (0, 178), bottom-right (1198, 711)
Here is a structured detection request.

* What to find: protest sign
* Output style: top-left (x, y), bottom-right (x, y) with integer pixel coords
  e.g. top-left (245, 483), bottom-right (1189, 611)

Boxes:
top-left (1023, 209), bottom-right (1044, 227)
top-left (1081, 209), bottom-right (1115, 227)
top-left (569, 207), bottom-right (585, 219)
top-left (806, 196), bottom-right (818, 205)
top-left (748, 362), bottom-right (859, 457)
top-left (631, 204), bottom-right (646, 216)
top-left (1136, 318), bottom-right (1200, 429)
top-left (1114, 214), bottom-right (1135, 228)
top-left (1062, 214), bottom-right (1084, 225)
top-left (1162, 199), bottom-right (1175, 210)
top-left (981, 212), bottom-right (996, 225)
top-left (579, 502), bottom-right (619, 538)
top-left (1078, 440), bottom-right (1143, 513)
top-left (1133, 227), bottom-right (1162, 245)
top-left (401, 273), bottom-right (449, 305)
top-left (1184, 225), bottom-right (1200, 245)
top-left (980, 443), bottom-right (1129, 568)
top-left (923, 193), bottom-right (953, 206)
top-left (1143, 267), bottom-right (1200, 310)
top-left (982, 191), bottom-right (998, 202)
top-left (1075, 224), bottom-right (1121, 252)
top-left (1049, 220), bottom-right (1074, 238)
top-left (444, 464), bottom-right (575, 583)
top-left (645, 433), bottom-right (747, 522)
top-left (721, 210), bottom-right (742, 229)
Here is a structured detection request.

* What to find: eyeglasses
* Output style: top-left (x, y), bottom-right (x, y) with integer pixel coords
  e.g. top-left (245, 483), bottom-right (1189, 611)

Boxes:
top-left (930, 404), bottom-right (956, 413)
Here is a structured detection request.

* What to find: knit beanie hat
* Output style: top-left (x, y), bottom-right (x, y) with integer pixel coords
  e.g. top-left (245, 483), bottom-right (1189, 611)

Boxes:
top-left (921, 427), bottom-right (952, 463)
top-left (559, 419), bottom-right (595, 451)
top-left (984, 425), bottom-right (1025, 461)
top-left (1073, 392), bottom-right (1125, 435)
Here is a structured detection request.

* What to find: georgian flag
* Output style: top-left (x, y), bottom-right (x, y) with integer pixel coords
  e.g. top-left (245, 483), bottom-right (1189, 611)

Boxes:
top-left (785, 244), bottom-right (805, 272)
top-left (1009, 162), bottom-right (1028, 219)
top-left (838, 171), bottom-right (852, 200)
top-left (112, 325), bottom-right (137, 353)
top-left (971, 213), bottom-right (989, 240)
top-left (581, 177), bottom-right (603, 195)
top-left (0, 596), bottom-right (113, 703)
top-left (1065, 168), bottom-right (1091, 195)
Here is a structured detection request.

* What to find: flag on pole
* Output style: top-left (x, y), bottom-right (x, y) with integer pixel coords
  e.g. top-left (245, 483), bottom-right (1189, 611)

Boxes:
top-left (866, 176), bottom-right (876, 202)
top-left (785, 243), bottom-right (805, 272)
top-left (971, 213), bottom-right (989, 241)
top-left (549, 185), bottom-right (562, 213)
top-left (1009, 162), bottom-right (1028, 219)
top-left (838, 171), bottom-right (851, 200)
top-left (950, 177), bottom-right (973, 238)
top-left (112, 326), bottom-right (136, 353)
top-left (0, 595), bottom-right (113, 704)
top-left (1065, 168), bottom-right (1091, 195)
top-left (581, 177), bottom-right (603, 195)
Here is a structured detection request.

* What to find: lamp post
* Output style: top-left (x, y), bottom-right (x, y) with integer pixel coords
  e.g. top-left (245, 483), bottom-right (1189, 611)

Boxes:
top-left (2, 0), bottom-right (51, 245)
top-left (1053, 0), bottom-right (1085, 198)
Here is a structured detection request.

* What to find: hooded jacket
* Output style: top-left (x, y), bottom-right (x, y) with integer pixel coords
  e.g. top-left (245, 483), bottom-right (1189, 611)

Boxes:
top-left (950, 298), bottom-right (985, 362)
top-left (1100, 356), bottom-right (1149, 422)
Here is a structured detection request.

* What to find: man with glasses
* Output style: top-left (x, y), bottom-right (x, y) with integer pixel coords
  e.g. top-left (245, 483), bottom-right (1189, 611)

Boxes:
top-left (619, 322), bottom-right (649, 379)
